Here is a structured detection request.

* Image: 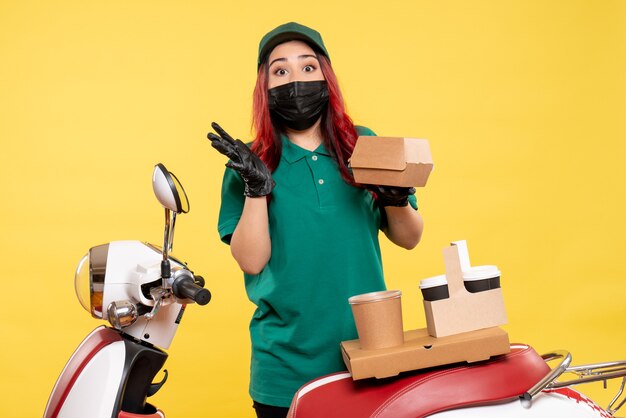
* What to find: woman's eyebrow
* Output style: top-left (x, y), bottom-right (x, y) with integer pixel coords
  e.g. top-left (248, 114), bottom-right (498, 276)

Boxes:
top-left (269, 54), bottom-right (319, 67)
top-left (269, 57), bottom-right (287, 67)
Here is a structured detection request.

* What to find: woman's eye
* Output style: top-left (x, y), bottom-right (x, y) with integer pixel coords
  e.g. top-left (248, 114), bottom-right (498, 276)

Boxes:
top-left (275, 68), bottom-right (288, 76)
top-left (303, 65), bottom-right (315, 72)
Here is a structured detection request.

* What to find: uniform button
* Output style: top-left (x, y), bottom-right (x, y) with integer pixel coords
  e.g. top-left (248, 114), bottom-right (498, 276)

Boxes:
top-left (311, 155), bottom-right (318, 161)
top-left (318, 179), bottom-right (324, 185)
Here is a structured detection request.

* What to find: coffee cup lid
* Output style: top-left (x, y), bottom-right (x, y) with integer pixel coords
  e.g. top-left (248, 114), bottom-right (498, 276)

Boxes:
top-left (419, 274), bottom-right (448, 289)
top-left (462, 265), bottom-right (501, 281)
top-left (348, 290), bottom-right (401, 305)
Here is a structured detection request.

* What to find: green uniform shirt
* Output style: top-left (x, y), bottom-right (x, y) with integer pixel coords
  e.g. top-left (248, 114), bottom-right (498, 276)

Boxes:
top-left (217, 126), bottom-right (417, 407)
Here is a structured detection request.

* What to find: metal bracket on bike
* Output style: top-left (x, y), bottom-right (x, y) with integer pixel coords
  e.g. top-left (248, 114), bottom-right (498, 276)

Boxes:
top-left (552, 360), bottom-right (626, 415)
top-left (144, 287), bottom-right (169, 320)
top-left (607, 376), bottom-right (626, 415)
top-left (520, 350), bottom-right (572, 408)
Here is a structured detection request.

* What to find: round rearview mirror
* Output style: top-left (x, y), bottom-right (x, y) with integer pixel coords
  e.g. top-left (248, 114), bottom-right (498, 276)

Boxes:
top-left (152, 163), bottom-right (190, 214)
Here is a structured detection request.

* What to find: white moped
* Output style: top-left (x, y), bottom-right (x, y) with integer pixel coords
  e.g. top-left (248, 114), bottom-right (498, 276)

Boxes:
top-left (45, 163), bottom-right (210, 418)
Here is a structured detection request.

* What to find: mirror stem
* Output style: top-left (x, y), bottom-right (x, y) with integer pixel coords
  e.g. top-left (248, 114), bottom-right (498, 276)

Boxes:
top-left (169, 212), bottom-right (177, 253)
top-left (161, 208), bottom-right (172, 281)
top-left (163, 208), bottom-right (171, 261)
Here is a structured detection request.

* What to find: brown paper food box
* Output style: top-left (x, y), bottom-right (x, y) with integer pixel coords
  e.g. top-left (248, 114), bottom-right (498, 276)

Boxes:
top-left (350, 136), bottom-right (433, 187)
top-left (341, 327), bottom-right (510, 380)
top-left (424, 241), bottom-right (508, 338)
top-left (340, 240), bottom-right (510, 380)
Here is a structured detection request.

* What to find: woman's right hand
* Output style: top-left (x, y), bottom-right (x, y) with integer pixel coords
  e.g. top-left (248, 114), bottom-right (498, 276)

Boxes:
top-left (208, 122), bottom-right (275, 197)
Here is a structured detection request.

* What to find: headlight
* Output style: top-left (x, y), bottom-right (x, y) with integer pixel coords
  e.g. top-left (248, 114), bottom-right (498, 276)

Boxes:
top-left (74, 244), bottom-right (109, 319)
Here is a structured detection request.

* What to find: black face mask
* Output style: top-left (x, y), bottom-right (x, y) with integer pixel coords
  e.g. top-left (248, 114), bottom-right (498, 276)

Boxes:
top-left (268, 80), bottom-right (329, 131)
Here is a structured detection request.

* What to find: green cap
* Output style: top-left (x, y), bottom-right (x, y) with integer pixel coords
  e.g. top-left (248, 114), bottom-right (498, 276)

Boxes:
top-left (257, 22), bottom-right (330, 69)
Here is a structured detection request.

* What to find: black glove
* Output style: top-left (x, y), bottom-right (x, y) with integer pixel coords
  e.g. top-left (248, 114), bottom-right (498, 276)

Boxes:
top-left (366, 185), bottom-right (416, 207)
top-left (207, 122), bottom-right (275, 197)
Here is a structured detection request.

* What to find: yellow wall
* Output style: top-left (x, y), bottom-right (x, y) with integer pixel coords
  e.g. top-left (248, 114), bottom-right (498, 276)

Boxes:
top-left (1, 1), bottom-right (624, 416)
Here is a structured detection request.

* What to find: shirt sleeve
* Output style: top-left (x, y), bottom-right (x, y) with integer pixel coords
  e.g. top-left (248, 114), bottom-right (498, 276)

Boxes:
top-left (217, 167), bottom-right (246, 244)
top-left (355, 125), bottom-right (376, 137)
top-left (408, 194), bottom-right (418, 210)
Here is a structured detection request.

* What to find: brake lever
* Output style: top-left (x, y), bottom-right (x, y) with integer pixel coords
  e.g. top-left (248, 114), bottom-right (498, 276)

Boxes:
top-left (144, 287), bottom-right (170, 320)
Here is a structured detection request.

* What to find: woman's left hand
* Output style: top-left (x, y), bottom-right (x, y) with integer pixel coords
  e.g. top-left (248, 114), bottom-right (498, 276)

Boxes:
top-left (366, 185), bottom-right (416, 207)
top-left (364, 184), bottom-right (422, 249)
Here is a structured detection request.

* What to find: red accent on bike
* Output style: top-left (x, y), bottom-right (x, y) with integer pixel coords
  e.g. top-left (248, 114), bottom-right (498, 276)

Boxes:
top-left (288, 344), bottom-right (551, 418)
top-left (544, 387), bottom-right (612, 418)
top-left (45, 326), bottom-right (123, 418)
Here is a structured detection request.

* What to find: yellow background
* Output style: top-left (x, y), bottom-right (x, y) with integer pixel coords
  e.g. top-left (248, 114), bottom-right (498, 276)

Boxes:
top-left (1, 1), bottom-right (625, 417)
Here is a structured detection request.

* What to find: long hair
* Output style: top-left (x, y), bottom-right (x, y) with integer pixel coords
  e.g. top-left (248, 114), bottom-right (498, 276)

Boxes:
top-left (251, 53), bottom-right (358, 184)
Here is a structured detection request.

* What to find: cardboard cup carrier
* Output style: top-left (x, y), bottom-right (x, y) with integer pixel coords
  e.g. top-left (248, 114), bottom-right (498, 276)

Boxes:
top-left (348, 290), bottom-right (404, 350)
top-left (423, 241), bottom-right (507, 338)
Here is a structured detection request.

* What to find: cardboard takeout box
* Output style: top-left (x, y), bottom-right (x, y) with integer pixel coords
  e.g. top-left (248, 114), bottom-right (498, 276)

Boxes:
top-left (341, 327), bottom-right (510, 380)
top-left (350, 136), bottom-right (433, 187)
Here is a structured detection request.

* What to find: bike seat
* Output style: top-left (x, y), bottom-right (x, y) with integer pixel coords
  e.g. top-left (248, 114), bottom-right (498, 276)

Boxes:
top-left (288, 344), bottom-right (550, 418)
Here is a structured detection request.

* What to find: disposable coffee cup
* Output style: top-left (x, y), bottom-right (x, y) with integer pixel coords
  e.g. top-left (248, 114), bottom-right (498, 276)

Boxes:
top-left (462, 265), bottom-right (501, 293)
top-left (419, 274), bottom-right (450, 301)
top-left (348, 290), bottom-right (404, 350)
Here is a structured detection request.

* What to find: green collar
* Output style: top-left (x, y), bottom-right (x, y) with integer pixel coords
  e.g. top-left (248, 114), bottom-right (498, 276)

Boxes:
top-left (280, 134), bottom-right (331, 163)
